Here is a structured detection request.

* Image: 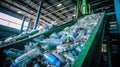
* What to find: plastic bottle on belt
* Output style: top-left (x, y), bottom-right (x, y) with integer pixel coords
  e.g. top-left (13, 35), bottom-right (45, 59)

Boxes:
top-left (3, 49), bottom-right (21, 58)
top-left (40, 39), bottom-right (62, 47)
top-left (52, 52), bottom-right (66, 64)
top-left (14, 48), bottom-right (40, 64)
top-left (75, 32), bottom-right (84, 42)
top-left (56, 44), bottom-right (68, 53)
top-left (64, 53), bottom-right (75, 62)
top-left (43, 53), bottom-right (61, 67)
top-left (75, 45), bottom-right (82, 53)
top-left (49, 33), bottom-right (62, 39)
top-left (33, 63), bottom-right (40, 67)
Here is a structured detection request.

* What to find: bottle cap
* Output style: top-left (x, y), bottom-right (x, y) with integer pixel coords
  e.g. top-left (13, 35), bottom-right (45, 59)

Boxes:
top-left (53, 50), bottom-right (57, 53)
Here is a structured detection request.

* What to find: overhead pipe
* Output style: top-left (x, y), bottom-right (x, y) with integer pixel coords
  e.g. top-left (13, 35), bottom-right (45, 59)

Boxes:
top-left (20, 16), bottom-right (26, 33)
top-left (33, 1), bottom-right (43, 30)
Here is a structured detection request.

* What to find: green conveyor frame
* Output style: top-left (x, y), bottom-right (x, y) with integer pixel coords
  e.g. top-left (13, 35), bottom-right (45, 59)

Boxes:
top-left (14, 30), bottom-right (39, 40)
top-left (72, 12), bottom-right (106, 67)
top-left (0, 19), bottom-right (77, 50)
top-left (0, 12), bottom-right (106, 67)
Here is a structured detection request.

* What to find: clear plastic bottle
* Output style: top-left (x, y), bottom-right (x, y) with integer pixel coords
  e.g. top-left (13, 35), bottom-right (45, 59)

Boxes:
top-left (40, 39), bottom-right (63, 47)
top-left (52, 52), bottom-right (66, 64)
top-left (33, 63), bottom-right (40, 67)
top-left (4, 37), bottom-right (16, 44)
top-left (56, 44), bottom-right (69, 53)
top-left (64, 53), bottom-right (75, 62)
top-left (15, 48), bottom-right (40, 64)
top-left (75, 31), bottom-right (84, 42)
top-left (4, 49), bottom-right (20, 58)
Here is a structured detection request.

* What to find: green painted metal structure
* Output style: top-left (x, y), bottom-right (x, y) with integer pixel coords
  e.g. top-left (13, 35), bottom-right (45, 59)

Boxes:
top-left (72, 12), bottom-right (105, 67)
top-left (74, 0), bottom-right (94, 18)
top-left (0, 19), bottom-right (77, 50)
top-left (0, 12), bottom-right (105, 67)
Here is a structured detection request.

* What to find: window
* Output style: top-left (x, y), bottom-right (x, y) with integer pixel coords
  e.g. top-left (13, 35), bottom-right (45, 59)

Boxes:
top-left (0, 12), bottom-right (28, 30)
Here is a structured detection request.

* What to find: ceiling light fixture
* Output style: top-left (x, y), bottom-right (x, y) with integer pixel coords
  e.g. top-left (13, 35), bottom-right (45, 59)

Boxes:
top-left (73, 14), bottom-right (76, 17)
top-left (17, 11), bottom-right (22, 13)
top-left (57, 3), bottom-right (62, 7)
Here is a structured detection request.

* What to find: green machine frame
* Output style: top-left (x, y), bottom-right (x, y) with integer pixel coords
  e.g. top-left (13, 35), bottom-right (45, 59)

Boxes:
top-left (72, 12), bottom-right (106, 67)
top-left (74, 0), bottom-right (94, 19)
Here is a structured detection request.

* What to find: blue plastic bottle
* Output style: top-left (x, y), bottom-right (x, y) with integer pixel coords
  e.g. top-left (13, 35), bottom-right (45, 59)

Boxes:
top-left (44, 53), bottom-right (61, 67)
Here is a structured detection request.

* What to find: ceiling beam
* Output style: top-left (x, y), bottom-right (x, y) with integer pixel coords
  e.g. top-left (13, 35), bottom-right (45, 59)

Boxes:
top-left (61, 0), bottom-right (73, 14)
top-left (0, 1), bottom-right (50, 25)
top-left (42, 0), bottom-right (66, 12)
top-left (57, 8), bottom-right (74, 15)
top-left (44, 0), bottom-right (66, 21)
top-left (42, 6), bottom-right (65, 22)
top-left (94, 4), bottom-right (114, 12)
top-left (42, 5), bottom-right (72, 17)
top-left (23, 0), bottom-right (63, 23)
top-left (91, 0), bottom-right (109, 6)
top-left (9, 0), bottom-right (55, 23)
top-left (71, 0), bottom-right (77, 5)
top-left (92, 0), bottom-right (113, 9)
top-left (45, 0), bottom-right (67, 18)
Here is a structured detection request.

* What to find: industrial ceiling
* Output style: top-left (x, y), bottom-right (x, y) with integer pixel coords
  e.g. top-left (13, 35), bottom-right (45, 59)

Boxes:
top-left (0, 0), bottom-right (114, 25)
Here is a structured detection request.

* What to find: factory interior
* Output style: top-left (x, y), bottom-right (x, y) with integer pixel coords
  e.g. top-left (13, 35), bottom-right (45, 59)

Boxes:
top-left (0, 0), bottom-right (120, 67)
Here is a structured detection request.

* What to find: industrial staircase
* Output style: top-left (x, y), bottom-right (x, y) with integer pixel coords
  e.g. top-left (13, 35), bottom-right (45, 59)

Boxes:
top-left (109, 21), bottom-right (120, 67)
top-left (102, 14), bottom-right (120, 67)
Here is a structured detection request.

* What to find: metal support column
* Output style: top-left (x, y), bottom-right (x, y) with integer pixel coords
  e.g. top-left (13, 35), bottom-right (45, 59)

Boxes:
top-left (33, 1), bottom-right (43, 30)
top-left (114, 0), bottom-right (120, 34)
top-left (27, 19), bottom-right (32, 31)
top-left (20, 16), bottom-right (26, 33)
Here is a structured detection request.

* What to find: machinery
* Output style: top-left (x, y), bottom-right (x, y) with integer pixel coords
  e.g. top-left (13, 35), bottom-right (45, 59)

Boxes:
top-left (0, 12), bottom-right (105, 67)
top-left (0, 0), bottom-right (106, 66)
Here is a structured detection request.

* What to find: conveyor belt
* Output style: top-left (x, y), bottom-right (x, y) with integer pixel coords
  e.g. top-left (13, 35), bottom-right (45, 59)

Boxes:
top-left (0, 19), bottom-right (77, 50)
top-left (72, 12), bottom-right (105, 67)
top-left (0, 12), bottom-right (105, 67)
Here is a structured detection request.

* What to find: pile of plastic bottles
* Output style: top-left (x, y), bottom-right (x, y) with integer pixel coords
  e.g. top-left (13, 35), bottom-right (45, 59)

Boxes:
top-left (3, 13), bottom-right (102, 67)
